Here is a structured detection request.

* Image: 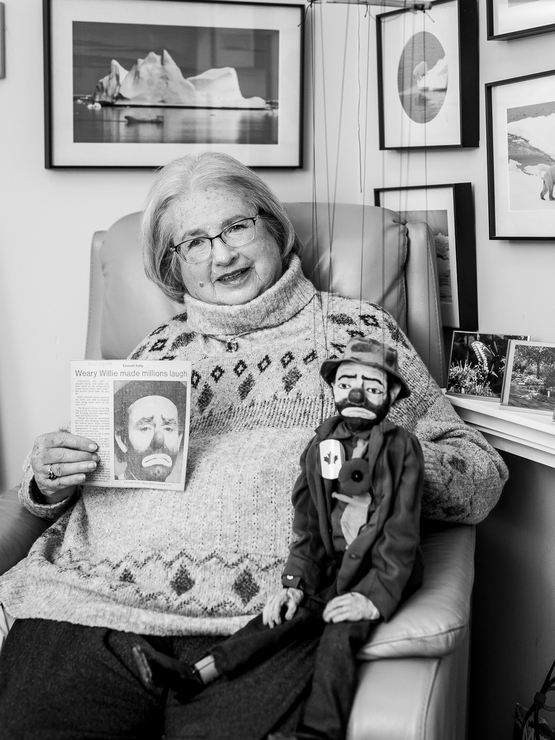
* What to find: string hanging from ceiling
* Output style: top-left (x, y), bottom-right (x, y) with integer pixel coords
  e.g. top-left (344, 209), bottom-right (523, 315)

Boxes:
top-left (306, 0), bottom-right (435, 384)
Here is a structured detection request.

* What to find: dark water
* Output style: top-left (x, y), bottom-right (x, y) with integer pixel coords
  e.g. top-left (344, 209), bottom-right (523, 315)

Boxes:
top-left (398, 90), bottom-right (446, 125)
top-left (73, 102), bottom-right (278, 145)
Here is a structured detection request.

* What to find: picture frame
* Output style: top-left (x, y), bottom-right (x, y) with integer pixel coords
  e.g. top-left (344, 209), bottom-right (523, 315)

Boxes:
top-left (487, 0), bottom-right (555, 41)
top-left (376, 0), bottom-right (479, 150)
top-left (486, 70), bottom-right (555, 239)
top-left (43, 0), bottom-right (304, 168)
top-left (374, 183), bottom-right (478, 329)
top-left (0, 3), bottom-right (5, 80)
top-left (501, 340), bottom-right (555, 414)
top-left (445, 332), bottom-right (529, 400)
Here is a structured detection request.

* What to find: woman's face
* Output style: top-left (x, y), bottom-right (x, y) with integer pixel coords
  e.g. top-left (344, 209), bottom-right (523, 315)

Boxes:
top-left (169, 185), bottom-right (284, 305)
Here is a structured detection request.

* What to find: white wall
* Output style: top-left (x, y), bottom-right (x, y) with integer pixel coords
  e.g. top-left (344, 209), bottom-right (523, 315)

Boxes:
top-left (1, 0), bottom-right (555, 488)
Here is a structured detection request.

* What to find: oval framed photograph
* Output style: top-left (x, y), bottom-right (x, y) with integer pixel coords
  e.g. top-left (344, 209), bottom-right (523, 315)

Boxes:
top-left (397, 31), bottom-right (448, 125)
top-left (377, 0), bottom-right (478, 150)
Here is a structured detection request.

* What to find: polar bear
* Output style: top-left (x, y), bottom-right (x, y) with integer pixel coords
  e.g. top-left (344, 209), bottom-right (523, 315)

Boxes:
top-left (540, 165), bottom-right (555, 201)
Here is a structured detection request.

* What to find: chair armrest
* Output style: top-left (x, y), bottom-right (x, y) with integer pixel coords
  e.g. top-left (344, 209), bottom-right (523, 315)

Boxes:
top-left (358, 524), bottom-right (475, 661)
top-left (348, 643), bottom-right (470, 740)
top-left (0, 486), bottom-right (50, 576)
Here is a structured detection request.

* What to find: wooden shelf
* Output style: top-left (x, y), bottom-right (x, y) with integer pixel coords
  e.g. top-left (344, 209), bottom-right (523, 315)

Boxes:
top-left (448, 395), bottom-right (555, 469)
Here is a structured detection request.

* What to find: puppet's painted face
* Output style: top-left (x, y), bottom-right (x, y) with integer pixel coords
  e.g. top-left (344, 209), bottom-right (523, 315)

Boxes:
top-left (332, 362), bottom-right (391, 431)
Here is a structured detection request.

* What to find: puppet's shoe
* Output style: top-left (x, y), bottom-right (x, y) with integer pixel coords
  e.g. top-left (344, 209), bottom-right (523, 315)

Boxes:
top-left (132, 644), bottom-right (204, 701)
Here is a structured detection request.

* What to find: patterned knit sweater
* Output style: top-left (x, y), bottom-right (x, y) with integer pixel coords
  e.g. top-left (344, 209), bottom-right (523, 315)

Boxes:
top-left (0, 256), bottom-right (508, 636)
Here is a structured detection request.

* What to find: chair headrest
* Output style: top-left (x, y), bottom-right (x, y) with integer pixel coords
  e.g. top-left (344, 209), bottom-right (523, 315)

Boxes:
top-left (98, 203), bottom-right (408, 359)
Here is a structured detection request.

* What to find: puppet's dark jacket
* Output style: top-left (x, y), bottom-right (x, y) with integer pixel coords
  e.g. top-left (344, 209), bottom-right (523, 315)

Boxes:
top-left (281, 416), bottom-right (424, 621)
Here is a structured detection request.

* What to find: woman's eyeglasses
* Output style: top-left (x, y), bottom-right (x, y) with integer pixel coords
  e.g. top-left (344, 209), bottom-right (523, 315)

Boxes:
top-left (170, 215), bottom-right (261, 264)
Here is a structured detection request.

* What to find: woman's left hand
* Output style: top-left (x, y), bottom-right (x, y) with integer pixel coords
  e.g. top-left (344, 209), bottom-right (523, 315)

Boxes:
top-left (323, 592), bottom-right (380, 623)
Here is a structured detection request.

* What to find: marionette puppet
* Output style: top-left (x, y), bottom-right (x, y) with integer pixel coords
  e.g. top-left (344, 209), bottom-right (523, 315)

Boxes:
top-left (133, 337), bottom-right (425, 740)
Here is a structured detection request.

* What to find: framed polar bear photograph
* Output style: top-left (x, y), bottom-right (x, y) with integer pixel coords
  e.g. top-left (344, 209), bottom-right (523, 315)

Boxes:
top-left (486, 69), bottom-right (555, 239)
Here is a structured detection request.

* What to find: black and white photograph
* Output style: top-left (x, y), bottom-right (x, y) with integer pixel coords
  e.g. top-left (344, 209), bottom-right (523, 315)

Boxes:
top-left (397, 30), bottom-right (448, 126)
top-left (501, 340), bottom-right (555, 413)
top-left (487, 0), bottom-right (555, 39)
top-left (113, 379), bottom-right (188, 486)
top-left (2, 0), bottom-right (555, 735)
top-left (375, 184), bottom-right (477, 329)
top-left (45, 0), bottom-right (303, 167)
top-left (486, 70), bottom-right (555, 238)
top-left (446, 332), bottom-right (529, 399)
top-left (376, 0), bottom-right (478, 149)
top-left (507, 102), bottom-right (555, 210)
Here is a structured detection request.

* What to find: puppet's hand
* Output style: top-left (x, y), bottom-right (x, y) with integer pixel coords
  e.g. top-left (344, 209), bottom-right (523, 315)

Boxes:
top-left (262, 587), bottom-right (304, 628)
top-left (323, 592), bottom-right (380, 623)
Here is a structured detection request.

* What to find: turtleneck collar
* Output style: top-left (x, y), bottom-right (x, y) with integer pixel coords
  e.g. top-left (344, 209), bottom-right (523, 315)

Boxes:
top-left (183, 254), bottom-right (316, 337)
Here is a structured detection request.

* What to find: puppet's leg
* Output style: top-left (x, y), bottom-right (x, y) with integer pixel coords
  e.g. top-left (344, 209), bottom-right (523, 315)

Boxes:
top-left (297, 620), bottom-right (378, 740)
top-left (133, 609), bottom-right (322, 704)
top-left (211, 608), bottom-right (323, 680)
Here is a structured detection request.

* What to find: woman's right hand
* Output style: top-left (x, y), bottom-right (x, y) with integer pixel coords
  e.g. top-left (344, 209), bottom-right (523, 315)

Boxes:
top-left (30, 431), bottom-right (100, 504)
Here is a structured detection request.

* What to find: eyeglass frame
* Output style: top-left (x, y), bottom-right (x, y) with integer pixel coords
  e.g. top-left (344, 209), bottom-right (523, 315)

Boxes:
top-left (169, 214), bottom-right (262, 264)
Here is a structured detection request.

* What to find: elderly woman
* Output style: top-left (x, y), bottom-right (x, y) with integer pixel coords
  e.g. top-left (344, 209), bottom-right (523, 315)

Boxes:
top-left (0, 152), bottom-right (507, 739)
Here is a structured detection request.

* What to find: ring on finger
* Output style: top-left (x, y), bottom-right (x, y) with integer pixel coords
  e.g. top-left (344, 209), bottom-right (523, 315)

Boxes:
top-left (47, 465), bottom-right (58, 481)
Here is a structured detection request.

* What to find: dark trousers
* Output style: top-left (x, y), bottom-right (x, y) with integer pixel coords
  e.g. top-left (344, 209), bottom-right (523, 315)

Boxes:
top-left (211, 598), bottom-right (378, 740)
top-left (0, 618), bottom-right (319, 740)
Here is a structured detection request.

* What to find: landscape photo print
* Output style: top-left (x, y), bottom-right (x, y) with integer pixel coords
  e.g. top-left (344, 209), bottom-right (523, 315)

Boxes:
top-left (501, 340), bottom-right (555, 413)
top-left (486, 70), bottom-right (555, 238)
top-left (44, 0), bottom-right (303, 167)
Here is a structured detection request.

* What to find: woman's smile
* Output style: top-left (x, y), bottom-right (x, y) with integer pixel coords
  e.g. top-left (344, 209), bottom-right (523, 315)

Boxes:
top-left (215, 265), bottom-right (252, 285)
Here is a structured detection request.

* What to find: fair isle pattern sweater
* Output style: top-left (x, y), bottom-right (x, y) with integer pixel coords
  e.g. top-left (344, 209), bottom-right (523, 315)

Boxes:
top-left (0, 257), bottom-right (508, 636)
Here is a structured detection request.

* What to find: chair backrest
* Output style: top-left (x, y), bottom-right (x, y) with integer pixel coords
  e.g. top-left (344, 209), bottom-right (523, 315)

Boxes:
top-left (86, 203), bottom-right (445, 386)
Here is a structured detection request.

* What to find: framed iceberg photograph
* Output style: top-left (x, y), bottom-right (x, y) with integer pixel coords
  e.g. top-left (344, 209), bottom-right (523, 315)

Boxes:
top-left (374, 183), bottom-right (477, 329)
top-left (376, 0), bottom-right (479, 150)
top-left (486, 69), bottom-right (555, 239)
top-left (487, 0), bottom-right (555, 40)
top-left (43, 0), bottom-right (304, 168)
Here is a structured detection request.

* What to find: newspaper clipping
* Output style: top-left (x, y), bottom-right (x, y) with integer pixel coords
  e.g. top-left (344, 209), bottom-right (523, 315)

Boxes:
top-left (71, 360), bottom-right (191, 490)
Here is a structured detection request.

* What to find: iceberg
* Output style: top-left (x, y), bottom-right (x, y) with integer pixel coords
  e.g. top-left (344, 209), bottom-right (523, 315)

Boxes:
top-left (416, 57), bottom-right (448, 92)
top-left (93, 59), bottom-right (129, 103)
top-left (92, 50), bottom-right (267, 109)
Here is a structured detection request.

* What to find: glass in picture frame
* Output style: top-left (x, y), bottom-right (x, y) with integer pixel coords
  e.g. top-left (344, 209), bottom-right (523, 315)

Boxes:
top-left (446, 332), bottom-right (529, 400)
top-left (501, 340), bottom-right (555, 414)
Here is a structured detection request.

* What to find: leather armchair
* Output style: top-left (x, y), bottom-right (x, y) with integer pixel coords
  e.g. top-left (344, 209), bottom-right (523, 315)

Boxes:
top-left (0, 203), bottom-right (473, 740)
